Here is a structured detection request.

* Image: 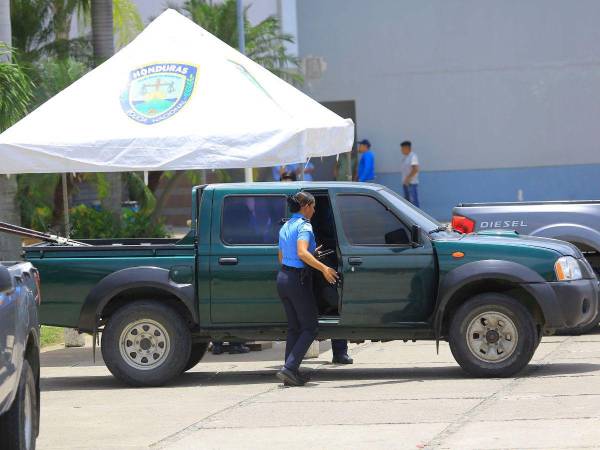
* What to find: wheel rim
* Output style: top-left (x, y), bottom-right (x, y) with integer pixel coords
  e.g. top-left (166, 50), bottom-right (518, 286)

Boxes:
top-left (466, 311), bottom-right (518, 363)
top-left (24, 378), bottom-right (33, 450)
top-left (119, 319), bottom-right (171, 370)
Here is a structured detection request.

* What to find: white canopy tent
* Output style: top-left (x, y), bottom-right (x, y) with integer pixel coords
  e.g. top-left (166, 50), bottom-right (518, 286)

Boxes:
top-left (0, 9), bottom-right (354, 174)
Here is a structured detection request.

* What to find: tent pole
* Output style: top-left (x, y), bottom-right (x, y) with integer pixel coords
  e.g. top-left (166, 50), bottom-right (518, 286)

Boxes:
top-left (237, 0), bottom-right (253, 183)
top-left (144, 171), bottom-right (149, 185)
top-left (62, 173), bottom-right (70, 238)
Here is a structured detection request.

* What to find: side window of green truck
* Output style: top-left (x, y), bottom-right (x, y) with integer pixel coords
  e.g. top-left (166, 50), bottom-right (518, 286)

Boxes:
top-left (221, 196), bottom-right (286, 245)
top-left (337, 195), bottom-right (410, 245)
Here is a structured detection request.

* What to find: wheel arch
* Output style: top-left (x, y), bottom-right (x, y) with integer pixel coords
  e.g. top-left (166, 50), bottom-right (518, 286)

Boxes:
top-left (434, 260), bottom-right (557, 338)
top-left (530, 223), bottom-right (600, 254)
top-left (78, 267), bottom-right (198, 333)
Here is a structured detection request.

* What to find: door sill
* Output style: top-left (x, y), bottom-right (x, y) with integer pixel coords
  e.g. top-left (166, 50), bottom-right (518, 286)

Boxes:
top-left (318, 316), bottom-right (340, 325)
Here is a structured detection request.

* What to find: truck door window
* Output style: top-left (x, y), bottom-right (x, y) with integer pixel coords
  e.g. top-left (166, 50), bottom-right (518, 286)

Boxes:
top-left (337, 195), bottom-right (410, 245)
top-left (221, 195), bottom-right (286, 245)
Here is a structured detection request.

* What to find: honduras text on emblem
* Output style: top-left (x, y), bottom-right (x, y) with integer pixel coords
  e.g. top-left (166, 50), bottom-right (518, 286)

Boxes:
top-left (121, 63), bottom-right (197, 124)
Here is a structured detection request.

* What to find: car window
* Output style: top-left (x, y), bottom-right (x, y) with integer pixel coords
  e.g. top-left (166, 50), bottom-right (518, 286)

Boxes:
top-left (379, 188), bottom-right (440, 231)
top-left (221, 196), bottom-right (286, 245)
top-left (337, 195), bottom-right (410, 245)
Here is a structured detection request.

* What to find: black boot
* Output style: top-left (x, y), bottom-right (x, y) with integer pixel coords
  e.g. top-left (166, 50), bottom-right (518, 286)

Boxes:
top-left (276, 367), bottom-right (305, 386)
top-left (229, 343), bottom-right (250, 354)
top-left (332, 354), bottom-right (353, 364)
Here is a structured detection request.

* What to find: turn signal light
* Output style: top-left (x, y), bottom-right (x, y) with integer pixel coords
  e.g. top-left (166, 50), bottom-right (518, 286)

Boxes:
top-left (452, 215), bottom-right (476, 234)
top-left (452, 252), bottom-right (465, 259)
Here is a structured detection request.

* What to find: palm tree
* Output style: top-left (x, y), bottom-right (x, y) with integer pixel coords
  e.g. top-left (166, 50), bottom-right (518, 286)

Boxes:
top-left (90, 0), bottom-right (122, 225)
top-left (184, 0), bottom-right (301, 83)
top-left (0, 1), bottom-right (33, 259)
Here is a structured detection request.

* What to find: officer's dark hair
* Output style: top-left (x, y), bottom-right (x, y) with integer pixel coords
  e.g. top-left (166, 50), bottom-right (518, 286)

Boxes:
top-left (400, 140), bottom-right (412, 148)
top-left (287, 191), bottom-right (315, 213)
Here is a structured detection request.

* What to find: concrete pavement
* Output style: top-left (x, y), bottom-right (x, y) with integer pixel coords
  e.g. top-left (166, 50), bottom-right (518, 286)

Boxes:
top-left (38, 332), bottom-right (600, 449)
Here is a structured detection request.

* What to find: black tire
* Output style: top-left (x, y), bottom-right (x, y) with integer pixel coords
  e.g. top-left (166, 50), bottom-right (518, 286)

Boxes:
top-left (101, 300), bottom-right (191, 387)
top-left (183, 343), bottom-right (209, 372)
top-left (0, 360), bottom-right (38, 450)
top-left (449, 293), bottom-right (538, 377)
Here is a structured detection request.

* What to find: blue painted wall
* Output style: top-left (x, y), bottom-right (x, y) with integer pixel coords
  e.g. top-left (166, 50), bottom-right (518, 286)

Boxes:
top-left (377, 164), bottom-right (600, 221)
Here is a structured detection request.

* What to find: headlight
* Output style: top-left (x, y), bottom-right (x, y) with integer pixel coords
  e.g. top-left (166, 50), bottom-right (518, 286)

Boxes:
top-left (554, 256), bottom-right (583, 281)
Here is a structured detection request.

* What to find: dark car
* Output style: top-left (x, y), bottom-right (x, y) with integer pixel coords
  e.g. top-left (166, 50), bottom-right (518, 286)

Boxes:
top-left (0, 262), bottom-right (41, 450)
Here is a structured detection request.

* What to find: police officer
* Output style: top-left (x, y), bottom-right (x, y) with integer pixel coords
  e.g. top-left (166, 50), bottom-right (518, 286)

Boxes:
top-left (276, 192), bottom-right (338, 386)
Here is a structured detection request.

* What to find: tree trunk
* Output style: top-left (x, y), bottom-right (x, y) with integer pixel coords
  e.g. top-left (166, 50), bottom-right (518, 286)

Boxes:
top-left (92, 1), bottom-right (122, 229)
top-left (0, 0), bottom-right (10, 50)
top-left (0, 176), bottom-right (22, 260)
top-left (91, 0), bottom-right (115, 64)
top-left (149, 171), bottom-right (186, 227)
top-left (102, 173), bottom-right (123, 229)
top-left (0, 1), bottom-right (22, 260)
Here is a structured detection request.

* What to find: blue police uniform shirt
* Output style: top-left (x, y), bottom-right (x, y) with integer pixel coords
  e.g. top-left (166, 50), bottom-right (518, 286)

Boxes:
top-left (279, 213), bottom-right (316, 268)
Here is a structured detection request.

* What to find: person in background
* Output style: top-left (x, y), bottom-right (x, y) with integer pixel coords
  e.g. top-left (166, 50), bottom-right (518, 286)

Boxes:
top-left (400, 140), bottom-right (420, 207)
top-left (297, 161), bottom-right (315, 181)
top-left (272, 164), bottom-right (298, 181)
top-left (280, 170), bottom-right (297, 182)
top-left (334, 152), bottom-right (356, 181)
top-left (211, 341), bottom-right (250, 355)
top-left (357, 139), bottom-right (375, 182)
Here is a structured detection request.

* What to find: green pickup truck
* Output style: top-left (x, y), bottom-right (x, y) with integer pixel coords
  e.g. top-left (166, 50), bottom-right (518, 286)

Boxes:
top-left (26, 182), bottom-right (598, 386)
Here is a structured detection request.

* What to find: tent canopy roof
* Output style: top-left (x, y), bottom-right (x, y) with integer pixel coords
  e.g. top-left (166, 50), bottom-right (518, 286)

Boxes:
top-left (0, 9), bottom-right (354, 174)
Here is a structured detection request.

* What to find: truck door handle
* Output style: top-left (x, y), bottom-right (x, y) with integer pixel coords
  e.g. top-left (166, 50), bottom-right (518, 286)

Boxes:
top-left (218, 257), bottom-right (238, 265)
top-left (348, 257), bottom-right (363, 266)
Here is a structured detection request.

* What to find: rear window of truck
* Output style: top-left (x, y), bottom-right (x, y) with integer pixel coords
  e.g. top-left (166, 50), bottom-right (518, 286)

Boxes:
top-left (221, 195), bottom-right (286, 245)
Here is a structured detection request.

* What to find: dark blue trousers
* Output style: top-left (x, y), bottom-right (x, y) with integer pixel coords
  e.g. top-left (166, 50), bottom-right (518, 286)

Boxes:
top-left (277, 268), bottom-right (318, 372)
top-left (331, 339), bottom-right (348, 357)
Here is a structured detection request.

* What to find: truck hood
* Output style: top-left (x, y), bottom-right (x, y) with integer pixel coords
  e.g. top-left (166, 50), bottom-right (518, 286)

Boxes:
top-left (443, 230), bottom-right (582, 257)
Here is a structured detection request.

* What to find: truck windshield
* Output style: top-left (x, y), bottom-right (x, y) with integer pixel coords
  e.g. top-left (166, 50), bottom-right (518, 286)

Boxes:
top-left (379, 188), bottom-right (441, 232)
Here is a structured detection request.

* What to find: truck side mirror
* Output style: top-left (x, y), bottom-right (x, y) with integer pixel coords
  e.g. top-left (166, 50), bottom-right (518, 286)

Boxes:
top-left (0, 266), bottom-right (14, 294)
top-left (411, 225), bottom-right (422, 247)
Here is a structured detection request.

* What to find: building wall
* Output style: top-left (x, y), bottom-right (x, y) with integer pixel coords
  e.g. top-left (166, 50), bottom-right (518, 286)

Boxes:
top-left (296, 0), bottom-right (600, 219)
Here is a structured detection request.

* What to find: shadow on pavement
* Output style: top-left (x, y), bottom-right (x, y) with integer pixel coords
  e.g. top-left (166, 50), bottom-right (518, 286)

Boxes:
top-left (41, 347), bottom-right (105, 368)
top-left (40, 362), bottom-right (600, 392)
top-left (527, 362), bottom-right (600, 377)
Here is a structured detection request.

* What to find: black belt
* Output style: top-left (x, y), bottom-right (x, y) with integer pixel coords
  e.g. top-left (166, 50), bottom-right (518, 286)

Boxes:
top-left (281, 265), bottom-right (304, 272)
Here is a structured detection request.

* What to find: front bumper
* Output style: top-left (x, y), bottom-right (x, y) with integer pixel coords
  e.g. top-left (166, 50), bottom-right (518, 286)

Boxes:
top-left (549, 279), bottom-right (599, 329)
top-left (523, 279), bottom-right (599, 330)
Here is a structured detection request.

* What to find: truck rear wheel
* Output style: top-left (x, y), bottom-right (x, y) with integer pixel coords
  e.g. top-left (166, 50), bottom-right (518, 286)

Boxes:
top-left (101, 300), bottom-right (191, 387)
top-left (183, 343), bottom-right (209, 372)
top-left (449, 293), bottom-right (537, 377)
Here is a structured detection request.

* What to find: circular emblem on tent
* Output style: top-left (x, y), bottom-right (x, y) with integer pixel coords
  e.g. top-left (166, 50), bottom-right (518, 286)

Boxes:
top-left (120, 63), bottom-right (197, 125)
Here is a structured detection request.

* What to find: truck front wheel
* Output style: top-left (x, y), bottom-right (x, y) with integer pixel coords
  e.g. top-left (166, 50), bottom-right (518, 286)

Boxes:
top-left (449, 293), bottom-right (537, 377)
top-left (101, 300), bottom-right (191, 387)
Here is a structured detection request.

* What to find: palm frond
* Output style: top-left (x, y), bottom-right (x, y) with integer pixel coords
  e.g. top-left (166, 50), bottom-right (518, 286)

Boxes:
top-left (113, 0), bottom-right (143, 48)
top-left (0, 46), bottom-right (34, 131)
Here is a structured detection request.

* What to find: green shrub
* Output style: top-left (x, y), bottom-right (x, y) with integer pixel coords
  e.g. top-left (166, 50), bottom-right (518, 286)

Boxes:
top-left (121, 209), bottom-right (168, 238)
top-left (70, 205), bottom-right (117, 239)
top-left (70, 205), bottom-right (168, 239)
